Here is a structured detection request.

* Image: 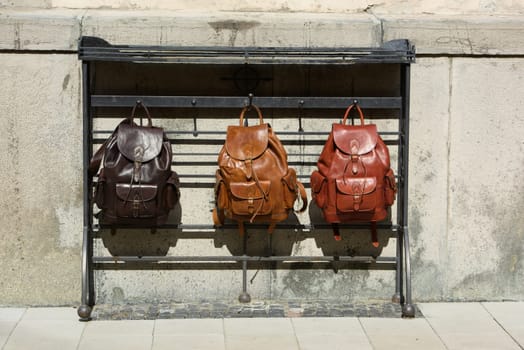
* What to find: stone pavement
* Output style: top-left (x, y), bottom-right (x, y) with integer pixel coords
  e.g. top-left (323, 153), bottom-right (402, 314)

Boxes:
top-left (0, 302), bottom-right (523, 350)
top-left (90, 300), bottom-right (422, 320)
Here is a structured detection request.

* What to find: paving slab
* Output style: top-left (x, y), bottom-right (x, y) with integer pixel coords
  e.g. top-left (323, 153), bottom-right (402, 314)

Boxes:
top-left (482, 302), bottom-right (524, 348)
top-left (154, 318), bottom-right (224, 335)
top-left (153, 334), bottom-right (225, 350)
top-left (359, 317), bottom-right (446, 350)
top-left (2, 308), bottom-right (85, 350)
top-left (153, 319), bottom-right (226, 350)
top-left (224, 318), bottom-right (299, 350)
top-left (292, 317), bottom-right (372, 350)
top-left (0, 308), bottom-right (26, 322)
top-left (0, 309), bottom-right (25, 349)
top-left (78, 320), bottom-right (154, 350)
top-left (419, 302), bottom-right (522, 350)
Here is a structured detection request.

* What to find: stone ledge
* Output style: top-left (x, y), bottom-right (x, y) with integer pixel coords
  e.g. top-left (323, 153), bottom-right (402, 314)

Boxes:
top-left (1, 9), bottom-right (523, 54)
top-left (90, 300), bottom-right (423, 320)
top-left (0, 8), bottom-right (82, 50)
top-left (382, 15), bottom-right (524, 55)
top-left (79, 10), bottom-right (380, 48)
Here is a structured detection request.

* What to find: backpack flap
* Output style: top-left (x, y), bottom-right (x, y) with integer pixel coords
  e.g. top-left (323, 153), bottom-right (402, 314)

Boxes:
top-left (332, 124), bottom-right (378, 156)
top-left (117, 123), bottom-right (164, 162)
top-left (225, 124), bottom-right (268, 161)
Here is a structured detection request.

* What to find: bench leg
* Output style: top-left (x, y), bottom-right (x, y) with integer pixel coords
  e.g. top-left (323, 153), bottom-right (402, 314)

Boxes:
top-left (401, 226), bottom-right (415, 318)
top-left (78, 226), bottom-right (94, 321)
top-left (238, 232), bottom-right (251, 303)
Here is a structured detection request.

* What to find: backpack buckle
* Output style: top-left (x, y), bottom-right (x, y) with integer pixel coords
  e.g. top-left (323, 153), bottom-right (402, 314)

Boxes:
top-left (132, 193), bottom-right (141, 217)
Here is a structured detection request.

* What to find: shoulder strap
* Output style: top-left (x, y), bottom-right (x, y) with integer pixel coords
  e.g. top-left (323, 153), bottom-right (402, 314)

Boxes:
top-left (239, 104), bottom-right (264, 126)
top-left (88, 137), bottom-right (110, 178)
top-left (88, 118), bottom-right (136, 178)
top-left (295, 181), bottom-right (308, 213)
top-left (342, 103), bottom-right (365, 125)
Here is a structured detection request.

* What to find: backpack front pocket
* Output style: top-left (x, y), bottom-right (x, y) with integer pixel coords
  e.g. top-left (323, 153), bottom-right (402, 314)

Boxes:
top-left (335, 177), bottom-right (377, 213)
top-left (115, 183), bottom-right (158, 218)
top-left (229, 181), bottom-right (271, 216)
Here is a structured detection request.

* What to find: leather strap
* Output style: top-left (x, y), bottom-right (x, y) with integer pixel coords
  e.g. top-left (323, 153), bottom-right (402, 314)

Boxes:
top-left (212, 207), bottom-right (224, 226)
top-left (89, 103), bottom-right (147, 178)
top-left (342, 103), bottom-right (365, 125)
top-left (371, 221), bottom-right (379, 248)
top-left (295, 181), bottom-right (308, 213)
top-left (239, 104), bottom-right (264, 126)
top-left (238, 221), bottom-right (245, 235)
top-left (332, 223), bottom-right (342, 241)
top-left (129, 100), bottom-right (153, 127)
top-left (88, 136), bottom-right (111, 178)
top-left (331, 221), bottom-right (380, 247)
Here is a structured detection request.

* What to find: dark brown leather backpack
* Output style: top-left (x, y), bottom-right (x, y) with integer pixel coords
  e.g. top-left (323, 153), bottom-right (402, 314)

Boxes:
top-left (89, 101), bottom-right (180, 227)
top-left (310, 103), bottom-right (397, 246)
top-left (213, 105), bottom-right (307, 233)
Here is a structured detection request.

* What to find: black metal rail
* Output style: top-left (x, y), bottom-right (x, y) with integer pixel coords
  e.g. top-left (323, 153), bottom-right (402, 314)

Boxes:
top-left (90, 96), bottom-right (403, 109)
top-left (79, 36), bottom-right (415, 64)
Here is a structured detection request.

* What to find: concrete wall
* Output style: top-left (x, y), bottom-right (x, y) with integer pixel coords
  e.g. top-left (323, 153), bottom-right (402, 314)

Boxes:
top-left (0, 5), bottom-right (523, 306)
top-left (2, 0), bottom-right (524, 15)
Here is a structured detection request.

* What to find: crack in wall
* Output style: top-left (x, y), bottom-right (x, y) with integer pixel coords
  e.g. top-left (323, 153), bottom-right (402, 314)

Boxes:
top-left (363, 4), bottom-right (384, 45)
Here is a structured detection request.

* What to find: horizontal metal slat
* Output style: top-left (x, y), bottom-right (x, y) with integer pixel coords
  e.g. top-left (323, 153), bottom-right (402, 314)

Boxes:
top-left (92, 255), bottom-right (397, 263)
top-left (79, 38), bottom-right (415, 64)
top-left (90, 96), bottom-right (403, 109)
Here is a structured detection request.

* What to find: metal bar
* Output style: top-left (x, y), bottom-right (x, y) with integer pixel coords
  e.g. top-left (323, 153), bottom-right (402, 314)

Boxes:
top-left (401, 65), bottom-right (411, 238)
top-left (92, 255), bottom-right (397, 263)
top-left (91, 96), bottom-right (403, 109)
top-left (400, 63), bottom-right (414, 316)
top-left (81, 61), bottom-right (94, 313)
top-left (397, 227), bottom-right (405, 304)
top-left (93, 131), bottom-right (400, 137)
top-left (93, 223), bottom-right (400, 231)
top-left (92, 138), bottom-right (400, 147)
top-left (402, 226), bottom-right (414, 316)
top-left (173, 161), bottom-right (318, 167)
top-left (79, 40), bottom-right (412, 55)
top-left (78, 42), bottom-right (415, 64)
top-left (78, 40), bottom-right (415, 64)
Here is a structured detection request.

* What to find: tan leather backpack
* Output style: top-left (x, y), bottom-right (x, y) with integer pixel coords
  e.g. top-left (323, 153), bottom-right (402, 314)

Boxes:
top-left (310, 103), bottom-right (397, 246)
top-left (213, 105), bottom-right (307, 233)
top-left (89, 102), bottom-right (180, 227)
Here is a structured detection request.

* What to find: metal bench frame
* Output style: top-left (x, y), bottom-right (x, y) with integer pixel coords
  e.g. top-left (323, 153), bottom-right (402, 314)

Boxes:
top-left (77, 36), bottom-right (416, 320)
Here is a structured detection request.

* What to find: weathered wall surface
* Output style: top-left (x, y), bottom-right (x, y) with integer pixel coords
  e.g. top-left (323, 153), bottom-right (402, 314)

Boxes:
top-left (0, 53), bottom-right (82, 304)
top-left (2, 0), bottom-right (524, 15)
top-left (0, 5), bottom-right (523, 306)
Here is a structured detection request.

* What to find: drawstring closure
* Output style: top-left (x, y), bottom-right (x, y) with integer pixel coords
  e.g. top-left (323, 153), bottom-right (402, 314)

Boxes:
top-left (123, 158), bottom-right (148, 217)
top-left (246, 158), bottom-right (268, 223)
top-left (342, 153), bottom-right (368, 211)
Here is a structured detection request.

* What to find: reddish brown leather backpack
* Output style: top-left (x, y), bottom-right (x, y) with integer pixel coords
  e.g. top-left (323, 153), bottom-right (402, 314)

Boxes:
top-left (310, 103), bottom-right (397, 245)
top-left (89, 102), bottom-right (180, 227)
top-left (213, 105), bottom-right (307, 233)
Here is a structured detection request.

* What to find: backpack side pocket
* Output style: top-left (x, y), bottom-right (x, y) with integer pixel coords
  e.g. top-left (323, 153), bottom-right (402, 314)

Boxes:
top-left (384, 169), bottom-right (397, 207)
top-left (310, 170), bottom-right (327, 209)
top-left (94, 169), bottom-right (106, 209)
top-left (281, 168), bottom-right (298, 210)
top-left (166, 171), bottom-right (181, 209)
